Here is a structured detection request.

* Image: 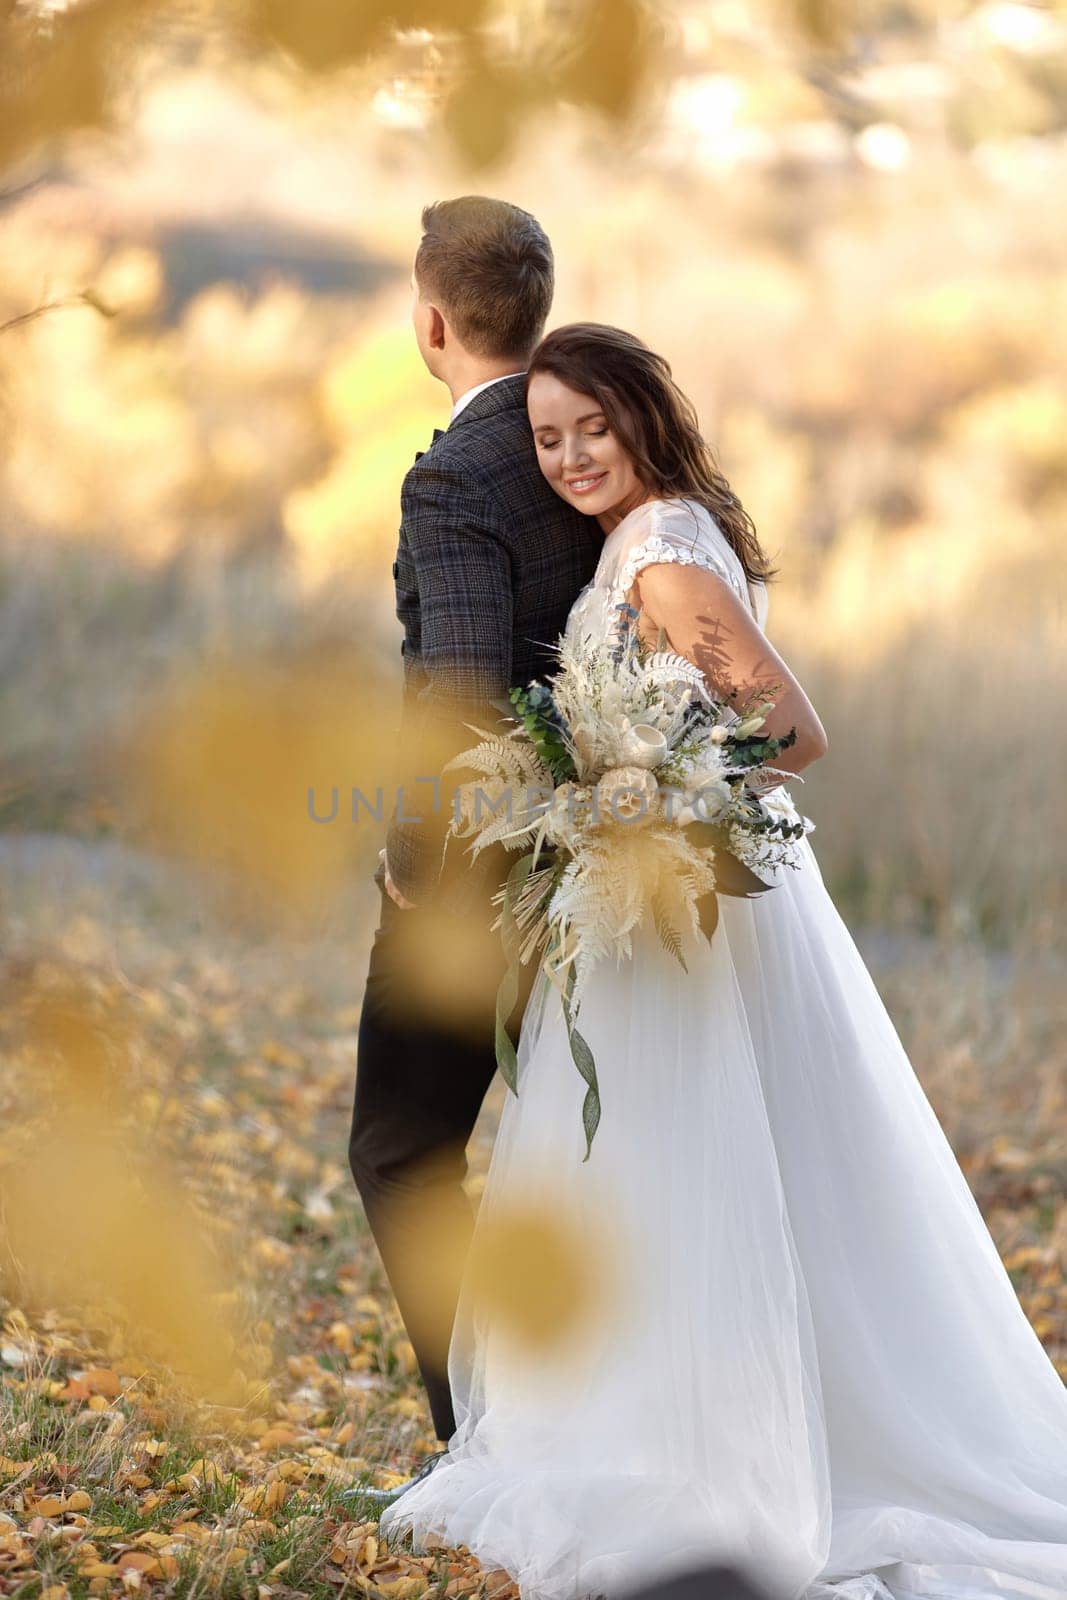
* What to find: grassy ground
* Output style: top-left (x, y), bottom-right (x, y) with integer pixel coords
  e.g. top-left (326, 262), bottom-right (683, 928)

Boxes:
top-left (0, 835), bottom-right (513, 1600)
top-left (0, 832), bottom-right (1064, 1600)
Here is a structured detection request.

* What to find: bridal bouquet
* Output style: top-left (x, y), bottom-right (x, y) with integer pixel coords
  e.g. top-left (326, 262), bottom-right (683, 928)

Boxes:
top-left (443, 607), bottom-right (814, 1160)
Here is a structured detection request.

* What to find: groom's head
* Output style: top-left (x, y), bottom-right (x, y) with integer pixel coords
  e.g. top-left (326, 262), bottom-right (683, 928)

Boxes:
top-left (411, 197), bottom-right (554, 382)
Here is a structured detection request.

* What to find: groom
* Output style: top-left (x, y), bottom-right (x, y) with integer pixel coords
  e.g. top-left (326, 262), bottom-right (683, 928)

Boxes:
top-left (347, 196), bottom-right (602, 1501)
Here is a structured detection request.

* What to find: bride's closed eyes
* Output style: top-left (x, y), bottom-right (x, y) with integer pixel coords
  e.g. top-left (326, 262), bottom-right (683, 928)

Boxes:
top-left (536, 426), bottom-right (609, 452)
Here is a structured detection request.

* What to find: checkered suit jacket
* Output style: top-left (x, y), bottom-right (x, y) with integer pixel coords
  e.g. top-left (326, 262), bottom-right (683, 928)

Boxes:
top-left (383, 374), bottom-right (603, 910)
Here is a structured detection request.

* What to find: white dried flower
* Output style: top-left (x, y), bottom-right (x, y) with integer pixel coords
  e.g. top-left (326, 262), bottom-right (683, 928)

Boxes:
top-left (619, 722), bottom-right (669, 769)
top-left (674, 777), bottom-right (732, 826)
top-left (594, 765), bottom-right (659, 824)
top-left (570, 721), bottom-right (599, 771)
top-left (694, 777), bottom-right (732, 819)
top-left (759, 786), bottom-right (802, 827)
top-left (542, 782), bottom-right (589, 849)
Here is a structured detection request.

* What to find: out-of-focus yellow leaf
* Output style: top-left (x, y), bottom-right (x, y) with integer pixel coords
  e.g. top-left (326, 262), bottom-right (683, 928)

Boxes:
top-left (114, 646), bottom-right (399, 930)
top-left (464, 1201), bottom-right (600, 1353)
top-left (245, 0), bottom-right (489, 73)
top-left (0, 0), bottom-right (150, 171)
top-left (553, 0), bottom-right (656, 123)
top-left (442, 47), bottom-right (528, 170)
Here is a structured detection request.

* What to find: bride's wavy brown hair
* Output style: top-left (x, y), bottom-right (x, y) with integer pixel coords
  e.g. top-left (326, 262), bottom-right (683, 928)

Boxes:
top-left (526, 323), bottom-right (775, 585)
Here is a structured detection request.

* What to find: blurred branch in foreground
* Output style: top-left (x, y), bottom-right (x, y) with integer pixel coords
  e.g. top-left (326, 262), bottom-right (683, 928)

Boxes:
top-left (0, 287), bottom-right (115, 335)
top-left (0, 0), bottom-right (881, 180)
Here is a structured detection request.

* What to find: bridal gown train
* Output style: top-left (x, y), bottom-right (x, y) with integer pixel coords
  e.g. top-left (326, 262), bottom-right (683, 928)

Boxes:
top-left (380, 498), bottom-right (1067, 1600)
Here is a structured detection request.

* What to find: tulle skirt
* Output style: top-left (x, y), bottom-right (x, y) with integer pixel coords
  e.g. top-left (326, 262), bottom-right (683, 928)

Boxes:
top-left (380, 837), bottom-right (1067, 1600)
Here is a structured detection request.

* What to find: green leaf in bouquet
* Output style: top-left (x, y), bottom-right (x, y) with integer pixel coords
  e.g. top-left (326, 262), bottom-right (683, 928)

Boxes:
top-left (695, 888), bottom-right (719, 942)
top-left (508, 683), bottom-right (577, 784)
top-left (494, 965), bottom-right (520, 1094)
top-left (494, 850), bottom-right (536, 1095)
top-left (681, 824), bottom-right (773, 947)
top-left (562, 970), bottom-right (601, 1164)
top-left (682, 822), bottom-right (772, 898)
top-left (713, 850), bottom-right (774, 900)
top-left (726, 725), bottom-right (799, 768)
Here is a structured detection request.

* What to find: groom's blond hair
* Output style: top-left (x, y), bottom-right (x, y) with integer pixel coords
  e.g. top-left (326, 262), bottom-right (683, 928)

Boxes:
top-left (415, 196), bottom-right (554, 363)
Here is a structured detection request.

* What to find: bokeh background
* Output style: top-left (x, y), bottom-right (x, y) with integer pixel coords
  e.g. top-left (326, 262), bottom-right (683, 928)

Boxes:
top-left (1, 1), bottom-right (1065, 1594)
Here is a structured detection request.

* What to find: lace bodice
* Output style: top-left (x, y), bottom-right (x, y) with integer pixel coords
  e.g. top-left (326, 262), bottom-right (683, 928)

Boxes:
top-left (564, 496), bottom-right (769, 651)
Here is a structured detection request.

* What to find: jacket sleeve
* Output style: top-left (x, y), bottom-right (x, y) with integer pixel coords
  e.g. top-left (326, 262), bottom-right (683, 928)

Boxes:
top-left (384, 454), bottom-right (515, 906)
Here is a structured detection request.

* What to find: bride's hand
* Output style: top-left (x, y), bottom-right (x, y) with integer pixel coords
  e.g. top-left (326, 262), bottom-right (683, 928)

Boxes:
top-left (380, 848), bottom-right (416, 909)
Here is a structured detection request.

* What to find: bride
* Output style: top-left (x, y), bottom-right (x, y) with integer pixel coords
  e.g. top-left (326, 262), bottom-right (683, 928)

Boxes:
top-left (380, 324), bottom-right (1067, 1600)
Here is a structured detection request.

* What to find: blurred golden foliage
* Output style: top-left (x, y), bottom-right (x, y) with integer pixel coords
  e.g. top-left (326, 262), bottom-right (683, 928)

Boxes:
top-left (463, 1194), bottom-right (615, 1356)
top-left (114, 646), bottom-right (403, 930)
top-left (246, 0), bottom-right (491, 74)
top-left (0, 0), bottom-right (136, 171)
top-left (283, 321), bottom-right (443, 585)
top-left (375, 1169), bottom-right (618, 1370)
top-left (1, 0), bottom-right (667, 180)
top-left (442, 0), bottom-right (658, 166)
top-left (382, 899), bottom-right (508, 1032)
top-left (554, 0), bottom-right (652, 122)
top-left (787, 0), bottom-right (851, 51)
top-left (1, 969), bottom-right (250, 1408)
top-left (106, 634), bottom-right (517, 944)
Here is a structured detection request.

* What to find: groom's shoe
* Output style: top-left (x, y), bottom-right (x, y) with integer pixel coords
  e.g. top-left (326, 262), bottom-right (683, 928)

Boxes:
top-left (339, 1447), bottom-right (449, 1512)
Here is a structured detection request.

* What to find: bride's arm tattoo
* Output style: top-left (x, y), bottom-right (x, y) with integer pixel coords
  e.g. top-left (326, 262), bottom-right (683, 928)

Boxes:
top-left (638, 591), bottom-right (785, 712)
top-left (631, 565), bottom-right (829, 772)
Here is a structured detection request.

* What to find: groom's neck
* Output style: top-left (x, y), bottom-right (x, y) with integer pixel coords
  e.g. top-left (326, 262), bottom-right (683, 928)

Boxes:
top-left (442, 352), bottom-right (527, 408)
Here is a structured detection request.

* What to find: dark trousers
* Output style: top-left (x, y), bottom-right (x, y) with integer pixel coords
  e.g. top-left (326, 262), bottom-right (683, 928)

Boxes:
top-left (348, 873), bottom-right (536, 1442)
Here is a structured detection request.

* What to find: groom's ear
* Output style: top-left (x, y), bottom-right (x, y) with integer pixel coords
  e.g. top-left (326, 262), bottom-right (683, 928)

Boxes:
top-left (426, 302), bottom-right (448, 352)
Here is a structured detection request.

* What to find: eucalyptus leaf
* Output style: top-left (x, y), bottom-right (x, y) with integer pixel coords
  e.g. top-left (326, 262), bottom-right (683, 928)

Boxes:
top-left (494, 851), bottom-right (536, 1095)
top-left (563, 975), bottom-right (601, 1162)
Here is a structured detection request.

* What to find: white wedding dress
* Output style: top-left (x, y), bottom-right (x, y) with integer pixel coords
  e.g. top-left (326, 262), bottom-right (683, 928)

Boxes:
top-left (380, 498), bottom-right (1067, 1600)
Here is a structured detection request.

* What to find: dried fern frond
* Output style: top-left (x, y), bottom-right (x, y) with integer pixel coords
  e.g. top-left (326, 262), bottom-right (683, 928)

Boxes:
top-left (651, 886), bottom-right (687, 971)
top-left (445, 737), bottom-right (550, 784)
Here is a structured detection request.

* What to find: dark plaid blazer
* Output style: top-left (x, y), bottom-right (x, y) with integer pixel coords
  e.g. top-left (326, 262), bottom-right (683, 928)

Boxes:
top-left (383, 374), bottom-right (603, 909)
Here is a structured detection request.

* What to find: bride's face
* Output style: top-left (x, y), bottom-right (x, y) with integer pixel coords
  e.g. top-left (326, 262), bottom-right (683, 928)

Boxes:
top-left (527, 372), bottom-right (648, 528)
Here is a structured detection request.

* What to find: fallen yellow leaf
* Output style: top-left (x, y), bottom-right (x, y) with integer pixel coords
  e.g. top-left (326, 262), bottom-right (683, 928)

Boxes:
top-left (257, 1426), bottom-right (298, 1450)
top-left (32, 1496), bottom-right (66, 1517)
top-left (116, 1553), bottom-right (161, 1576)
top-left (80, 1368), bottom-right (121, 1398)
